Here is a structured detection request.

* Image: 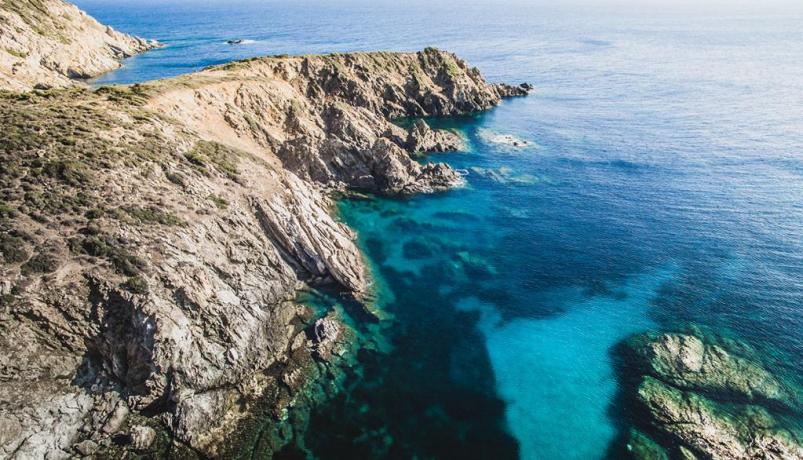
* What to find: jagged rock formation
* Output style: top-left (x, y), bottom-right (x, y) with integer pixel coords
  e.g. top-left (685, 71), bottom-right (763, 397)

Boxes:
top-left (628, 332), bottom-right (796, 408)
top-left (406, 119), bottom-right (464, 154)
top-left (0, 0), bottom-right (158, 91)
top-left (0, 5), bottom-right (530, 455)
top-left (144, 48), bottom-right (524, 194)
top-left (620, 330), bottom-right (803, 460)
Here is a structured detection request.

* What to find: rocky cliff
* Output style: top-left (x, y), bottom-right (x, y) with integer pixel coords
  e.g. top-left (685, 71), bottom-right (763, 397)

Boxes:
top-left (0, 0), bottom-right (158, 91)
top-left (0, 10), bottom-right (531, 455)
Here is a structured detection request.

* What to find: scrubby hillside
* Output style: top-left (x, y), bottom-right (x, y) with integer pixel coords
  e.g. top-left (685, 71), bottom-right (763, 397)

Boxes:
top-left (0, 48), bottom-right (530, 458)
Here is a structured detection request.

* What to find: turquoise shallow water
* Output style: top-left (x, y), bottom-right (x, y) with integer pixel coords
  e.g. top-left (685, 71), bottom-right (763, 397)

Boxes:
top-left (459, 267), bottom-right (675, 460)
top-left (76, 1), bottom-right (803, 457)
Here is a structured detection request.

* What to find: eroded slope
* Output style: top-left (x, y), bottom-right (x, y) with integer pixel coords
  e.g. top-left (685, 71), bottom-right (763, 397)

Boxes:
top-left (0, 49), bottom-right (530, 458)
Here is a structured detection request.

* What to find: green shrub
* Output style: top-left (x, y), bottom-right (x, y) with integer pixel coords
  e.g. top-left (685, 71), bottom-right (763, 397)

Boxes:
top-left (21, 251), bottom-right (59, 275)
top-left (5, 48), bottom-right (27, 59)
top-left (166, 172), bottom-right (185, 186)
top-left (0, 202), bottom-right (16, 217)
top-left (0, 234), bottom-right (28, 263)
top-left (95, 84), bottom-right (152, 106)
top-left (79, 234), bottom-right (146, 276)
top-left (208, 194), bottom-right (229, 210)
top-left (42, 160), bottom-right (92, 185)
top-left (186, 141), bottom-right (240, 180)
top-left (124, 276), bottom-right (148, 294)
top-left (122, 206), bottom-right (184, 226)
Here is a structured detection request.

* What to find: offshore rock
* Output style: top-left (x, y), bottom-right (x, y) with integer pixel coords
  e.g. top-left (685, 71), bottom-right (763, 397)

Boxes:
top-left (495, 82), bottom-right (534, 97)
top-left (637, 377), bottom-right (803, 460)
top-left (621, 331), bottom-right (803, 460)
top-left (0, 0), bottom-right (158, 91)
top-left (627, 331), bottom-right (796, 408)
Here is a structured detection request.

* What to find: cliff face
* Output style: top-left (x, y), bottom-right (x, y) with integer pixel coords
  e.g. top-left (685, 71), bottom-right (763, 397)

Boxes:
top-left (0, 43), bottom-right (530, 459)
top-left (146, 49), bottom-right (529, 194)
top-left (0, 0), bottom-right (158, 91)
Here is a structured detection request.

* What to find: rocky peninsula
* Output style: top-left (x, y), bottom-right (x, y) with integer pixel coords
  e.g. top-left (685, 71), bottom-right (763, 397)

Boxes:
top-left (0, 1), bottom-right (531, 457)
top-left (0, 0), bottom-right (159, 91)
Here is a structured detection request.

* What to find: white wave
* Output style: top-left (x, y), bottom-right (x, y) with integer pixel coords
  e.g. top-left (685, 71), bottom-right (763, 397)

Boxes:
top-left (476, 128), bottom-right (532, 148)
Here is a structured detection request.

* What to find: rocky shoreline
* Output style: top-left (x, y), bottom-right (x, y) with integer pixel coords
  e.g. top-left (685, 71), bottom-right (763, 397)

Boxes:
top-left (1, 0), bottom-right (159, 91)
top-left (0, 2), bottom-right (531, 457)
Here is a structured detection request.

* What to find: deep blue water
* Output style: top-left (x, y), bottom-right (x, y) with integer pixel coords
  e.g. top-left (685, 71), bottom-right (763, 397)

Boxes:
top-left (76, 1), bottom-right (803, 458)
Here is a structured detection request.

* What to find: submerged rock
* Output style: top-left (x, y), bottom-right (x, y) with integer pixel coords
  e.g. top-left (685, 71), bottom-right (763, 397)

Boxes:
top-left (626, 428), bottom-right (668, 460)
top-left (469, 166), bottom-right (540, 185)
top-left (402, 238), bottom-right (438, 260)
top-left (476, 128), bottom-right (532, 150)
top-left (455, 251), bottom-right (498, 278)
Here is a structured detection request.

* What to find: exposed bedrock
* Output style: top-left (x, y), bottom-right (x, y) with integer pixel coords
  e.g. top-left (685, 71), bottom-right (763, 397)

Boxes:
top-left (0, 0), bottom-right (159, 91)
top-left (618, 329), bottom-right (803, 460)
top-left (147, 47), bottom-right (529, 195)
top-left (0, 6), bottom-right (530, 455)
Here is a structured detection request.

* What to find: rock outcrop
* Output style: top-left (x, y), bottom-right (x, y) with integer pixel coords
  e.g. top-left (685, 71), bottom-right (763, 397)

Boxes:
top-left (620, 330), bottom-right (803, 460)
top-left (406, 119), bottom-right (464, 153)
top-left (143, 48), bottom-right (522, 194)
top-left (0, 0), bottom-right (158, 91)
top-left (0, 5), bottom-right (530, 455)
top-left (628, 332), bottom-right (795, 408)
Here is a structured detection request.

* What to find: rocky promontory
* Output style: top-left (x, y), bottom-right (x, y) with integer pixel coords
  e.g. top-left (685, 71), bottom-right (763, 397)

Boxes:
top-left (0, 3), bottom-right (531, 457)
top-left (618, 329), bottom-right (803, 460)
top-left (0, 0), bottom-right (158, 91)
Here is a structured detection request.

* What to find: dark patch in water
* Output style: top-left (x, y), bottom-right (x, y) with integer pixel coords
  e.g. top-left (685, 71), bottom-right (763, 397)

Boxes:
top-left (402, 240), bottom-right (434, 259)
top-left (580, 38), bottom-right (612, 47)
top-left (301, 262), bottom-right (520, 459)
top-left (432, 211), bottom-right (480, 222)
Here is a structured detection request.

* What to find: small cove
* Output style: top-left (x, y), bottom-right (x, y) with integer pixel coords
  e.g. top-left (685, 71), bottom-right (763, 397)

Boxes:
top-left (76, 1), bottom-right (803, 456)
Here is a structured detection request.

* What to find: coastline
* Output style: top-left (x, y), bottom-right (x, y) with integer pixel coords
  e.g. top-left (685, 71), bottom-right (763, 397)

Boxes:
top-left (0, 3), bottom-right (531, 455)
top-left (4, 2), bottom-right (802, 459)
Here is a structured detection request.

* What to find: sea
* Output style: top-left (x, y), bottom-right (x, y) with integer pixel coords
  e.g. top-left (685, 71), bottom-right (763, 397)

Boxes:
top-left (75, 1), bottom-right (803, 458)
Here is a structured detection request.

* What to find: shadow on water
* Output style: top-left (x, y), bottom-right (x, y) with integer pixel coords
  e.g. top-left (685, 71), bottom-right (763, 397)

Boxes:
top-left (299, 260), bottom-right (520, 459)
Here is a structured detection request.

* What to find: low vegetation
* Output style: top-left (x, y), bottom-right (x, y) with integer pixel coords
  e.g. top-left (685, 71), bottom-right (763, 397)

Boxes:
top-left (0, 89), bottom-right (190, 291)
top-left (185, 140), bottom-right (241, 182)
top-left (208, 194), bottom-right (229, 209)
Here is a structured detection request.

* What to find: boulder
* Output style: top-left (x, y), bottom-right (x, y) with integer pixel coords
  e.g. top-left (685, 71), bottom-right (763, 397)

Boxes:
top-left (129, 425), bottom-right (156, 451)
